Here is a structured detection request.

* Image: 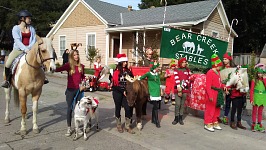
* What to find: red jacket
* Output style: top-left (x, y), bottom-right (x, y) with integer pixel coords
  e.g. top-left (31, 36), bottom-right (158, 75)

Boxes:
top-left (94, 62), bottom-right (102, 78)
top-left (55, 63), bottom-right (85, 89)
top-left (174, 68), bottom-right (191, 93)
top-left (205, 69), bottom-right (225, 100)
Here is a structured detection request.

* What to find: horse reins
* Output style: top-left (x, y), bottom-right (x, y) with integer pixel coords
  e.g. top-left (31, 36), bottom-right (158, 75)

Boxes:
top-left (25, 43), bottom-right (55, 69)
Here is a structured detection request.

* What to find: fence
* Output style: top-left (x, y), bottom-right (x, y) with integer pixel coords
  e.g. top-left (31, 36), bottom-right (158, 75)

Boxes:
top-left (233, 54), bottom-right (260, 66)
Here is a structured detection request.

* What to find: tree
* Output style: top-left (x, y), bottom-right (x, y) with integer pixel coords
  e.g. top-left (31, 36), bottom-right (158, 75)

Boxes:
top-left (0, 0), bottom-right (72, 50)
top-left (138, 0), bottom-right (266, 54)
top-left (86, 47), bottom-right (99, 68)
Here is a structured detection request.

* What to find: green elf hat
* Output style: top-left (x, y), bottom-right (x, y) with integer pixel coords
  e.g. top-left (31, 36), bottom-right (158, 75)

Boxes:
top-left (257, 67), bottom-right (265, 73)
top-left (211, 54), bottom-right (223, 68)
top-left (169, 58), bottom-right (176, 68)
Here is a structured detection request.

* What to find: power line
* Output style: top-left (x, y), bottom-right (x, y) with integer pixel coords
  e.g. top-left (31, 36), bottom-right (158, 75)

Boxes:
top-left (0, 6), bottom-right (17, 13)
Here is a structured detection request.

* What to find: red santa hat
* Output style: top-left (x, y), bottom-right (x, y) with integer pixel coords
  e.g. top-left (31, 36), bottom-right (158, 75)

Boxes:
top-left (223, 52), bottom-right (232, 60)
top-left (178, 57), bottom-right (187, 68)
top-left (114, 53), bottom-right (128, 62)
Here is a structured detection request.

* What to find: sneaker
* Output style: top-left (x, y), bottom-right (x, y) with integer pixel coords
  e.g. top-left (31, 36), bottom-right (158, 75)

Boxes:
top-left (1, 81), bottom-right (10, 88)
top-left (256, 124), bottom-right (265, 133)
top-left (213, 122), bottom-right (222, 130)
top-left (222, 116), bottom-right (229, 125)
top-left (65, 128), bottom-right (72, 137)
top-left (204, 124), bottom-right (215, 132)
top-left (251, 124), bottom-right (256, 132)
top-left (44, 78), bottom-right (49, 84)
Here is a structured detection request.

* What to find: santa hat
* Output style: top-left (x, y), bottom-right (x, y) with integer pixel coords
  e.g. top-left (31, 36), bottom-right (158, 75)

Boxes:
top-left (178, 58), bottom-right (187, 68)
top-left (114, 53), bottom-right (128, 62)
top-left (223, 52), bottom-right (232, 60)
top-left (211, 54), bottom-right (223, 68)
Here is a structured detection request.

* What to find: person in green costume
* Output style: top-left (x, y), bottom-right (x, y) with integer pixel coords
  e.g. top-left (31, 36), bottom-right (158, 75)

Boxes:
top-left (250, 66), bottom-right (266, 132)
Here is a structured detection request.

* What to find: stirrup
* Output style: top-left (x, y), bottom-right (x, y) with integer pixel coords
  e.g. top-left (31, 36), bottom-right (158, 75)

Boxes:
top-left (1, 81), bottom-right (10, 88)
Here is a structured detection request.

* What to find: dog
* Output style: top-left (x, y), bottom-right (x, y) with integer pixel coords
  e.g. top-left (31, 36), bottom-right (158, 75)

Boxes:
top-left (73, 96), bottom-right (99, 141)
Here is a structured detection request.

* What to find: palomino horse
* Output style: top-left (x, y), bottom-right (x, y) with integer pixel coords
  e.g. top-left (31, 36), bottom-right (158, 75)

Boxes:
top-left (125, 75), bottom-right (149, 131)
top-left (4, 36), bottom-right (56, 135)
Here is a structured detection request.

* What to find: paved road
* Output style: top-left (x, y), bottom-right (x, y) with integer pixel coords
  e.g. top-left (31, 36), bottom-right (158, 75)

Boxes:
top-left (0, 65), bottom-right (266, 150)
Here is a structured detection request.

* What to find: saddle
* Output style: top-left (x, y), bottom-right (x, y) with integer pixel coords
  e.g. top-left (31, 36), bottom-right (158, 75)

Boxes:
top-left (10, 53), bottom-right (25, 75)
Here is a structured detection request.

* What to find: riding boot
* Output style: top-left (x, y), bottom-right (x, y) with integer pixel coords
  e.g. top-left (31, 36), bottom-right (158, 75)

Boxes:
top-left (116, 117), bottom-right (123, 133)
top-left (125, 117), bottom-right (135, 134)
top-left (154, 109), bottom-right (161, 128)
top-left (1, 67), bottom-right (11, 88)
top-left (172, 116), bottom-right (179, 125)
top-left (179, 115), bottom-right (184, 125)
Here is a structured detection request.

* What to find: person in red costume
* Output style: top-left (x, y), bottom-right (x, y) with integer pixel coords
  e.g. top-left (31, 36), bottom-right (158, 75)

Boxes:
top-left (221, 52), bottom-right (236, 125)
top-left (94, 55), bottom-right (102, 79)
top-left (164, 62), bottom-right (176, 105)
top-left (172, 57), bottom-right (192, 125)
top-left (204, 54), bottom-right (226, 132)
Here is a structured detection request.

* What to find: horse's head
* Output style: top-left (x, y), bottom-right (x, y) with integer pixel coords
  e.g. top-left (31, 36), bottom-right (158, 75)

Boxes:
top-left (37, 35), bottom-right (56, 72)
top-left (223, 68), bottom-right (249, 92)
top-left (125, 75), bottom-right (139, 107)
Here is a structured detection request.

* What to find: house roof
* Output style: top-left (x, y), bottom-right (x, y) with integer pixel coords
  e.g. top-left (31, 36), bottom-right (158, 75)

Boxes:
top-left (260, 43), bottom-right (266, 58)
top-left (118, 0), bottom-right (219, 27)
top-left (84, 0), bottom-right (129, 25)
top-left (47, 0), bottom-right (237, 37)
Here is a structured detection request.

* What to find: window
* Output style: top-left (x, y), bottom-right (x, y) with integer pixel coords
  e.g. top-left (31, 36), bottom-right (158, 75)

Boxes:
top-left (212, 31), bottom-right (219, 38)
top-left (59, 35), bottom-right (66, 56)
top-left (86, 33), bottom-right (96, 50)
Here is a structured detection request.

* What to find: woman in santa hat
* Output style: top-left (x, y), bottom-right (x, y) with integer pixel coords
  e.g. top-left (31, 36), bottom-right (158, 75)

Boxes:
top-left (112, 53), bottom-right (135, 134)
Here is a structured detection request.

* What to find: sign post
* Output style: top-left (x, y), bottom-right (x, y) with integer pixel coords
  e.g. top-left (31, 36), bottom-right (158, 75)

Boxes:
top-left (160, 27), bottom-right (228, 68)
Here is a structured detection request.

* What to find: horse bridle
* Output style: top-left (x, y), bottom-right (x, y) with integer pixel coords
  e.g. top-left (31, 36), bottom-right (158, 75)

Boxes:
top-left (25, 43), bottom-right (55, 69)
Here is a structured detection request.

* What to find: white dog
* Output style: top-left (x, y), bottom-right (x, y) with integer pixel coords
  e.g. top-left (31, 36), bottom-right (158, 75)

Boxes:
top-left (73, 96), bottom-right (99, 141)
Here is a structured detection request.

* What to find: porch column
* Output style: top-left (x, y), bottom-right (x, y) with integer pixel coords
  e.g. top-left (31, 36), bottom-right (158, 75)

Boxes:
top-left (136, 31), bottom-right (138, 65)
top-left (143, 31), bottom-right (146, 66)
top-left (105, 33), bottom-right (110, 65)
top-left (119, 32), bottom-right (122, 53)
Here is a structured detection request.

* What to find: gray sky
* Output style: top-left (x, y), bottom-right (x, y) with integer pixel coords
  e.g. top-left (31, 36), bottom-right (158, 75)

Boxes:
top-left (100, 0), bottom-right (140, 10)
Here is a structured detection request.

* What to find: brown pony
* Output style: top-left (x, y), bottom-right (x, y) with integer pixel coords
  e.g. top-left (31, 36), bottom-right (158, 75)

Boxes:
top-left (4, 35), bottom-right (56, 135)
top-left (125, 75), bottom-right (149, 131)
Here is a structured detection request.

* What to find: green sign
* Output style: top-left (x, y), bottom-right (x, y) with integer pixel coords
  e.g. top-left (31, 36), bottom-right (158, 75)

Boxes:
top-left (160, 27), bottom-right (228, 68)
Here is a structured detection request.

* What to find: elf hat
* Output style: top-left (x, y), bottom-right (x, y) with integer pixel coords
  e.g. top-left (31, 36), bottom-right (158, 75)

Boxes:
top-left (257, 67), bottom-right (265, 73)
top-left (211, 54), bottom-right (223, 68)
top-left (178, 57), bottom-right (187, 68)
top-left (150, 61), bottom-right (160, 71)
top-left (114, 53), bottom-right (128, 62)
top-left (223, 52), bottom-right (232, 60)
top-left (169, 58), bottom-right (176, 68)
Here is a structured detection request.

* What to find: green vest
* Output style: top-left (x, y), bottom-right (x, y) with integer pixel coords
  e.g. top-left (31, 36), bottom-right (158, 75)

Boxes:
top-left (254, 80), bottom-right (266, 106)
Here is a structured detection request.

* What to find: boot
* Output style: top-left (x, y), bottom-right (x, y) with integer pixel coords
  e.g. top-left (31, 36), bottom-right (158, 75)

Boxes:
top-left (172, 116), bottom-right (179, 125)
top-left (116, 117), bottom-right (123, 133)
top-left (151, 109), bottom-right (156, 124)
top-left (237, 121), bottom-right (246, 130)
top-left (44, 77), bottom-right (49, 84)
top-left (154, 110), bottom-right (160, 128)
top-left (1, 67), bottom-right (11, 88)
top-left (251, 123), bottom-right (256, 132)
top-left (230, 122), bottom-right (237, 130)
top-left (179, 115), bottom-right (184, 125)
top-left (256, 123), bottom-right (265, 133)
top-left (222, 116), bottom-right (229, 125)
top-left (125, 117), bottom-right (135, 134)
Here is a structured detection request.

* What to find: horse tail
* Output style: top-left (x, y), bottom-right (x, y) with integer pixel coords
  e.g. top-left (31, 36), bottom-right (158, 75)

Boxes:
top-left (13, 88), bottom-right (20, 107)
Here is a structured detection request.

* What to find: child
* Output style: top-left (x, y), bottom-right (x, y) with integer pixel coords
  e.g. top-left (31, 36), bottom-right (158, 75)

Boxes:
top-left (164, 59), bottom-right (176, 105)
top-left (250, 66), bottom-right (266, 132)
top-left (204, 54), bottom-right (226, 132)
top-left (139, 62), bottom-right (161, 128)
top-left (172, 58), bottom-right (192, 125)
top-left (94, 55), bottom-right (102, 79)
